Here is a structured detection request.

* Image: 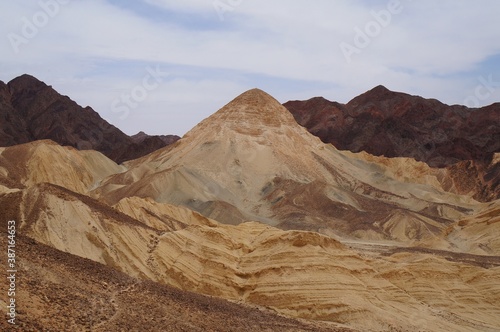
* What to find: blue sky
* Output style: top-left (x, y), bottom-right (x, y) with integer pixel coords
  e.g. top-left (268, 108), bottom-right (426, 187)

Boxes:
top-left (1, 0), bottom-right (499, 136)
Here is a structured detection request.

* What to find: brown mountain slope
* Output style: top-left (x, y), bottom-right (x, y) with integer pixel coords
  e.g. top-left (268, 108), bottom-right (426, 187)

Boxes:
top-left (0, 80), bottom-right (31, 147)
top-left (443, 154), bottom-right (500, 202)
top-left (131, 131), bottom-right (180, 145)
top-left (0, 74), bottom-right (180, 163)
top-left (283, 86), bottom-right (500, 168)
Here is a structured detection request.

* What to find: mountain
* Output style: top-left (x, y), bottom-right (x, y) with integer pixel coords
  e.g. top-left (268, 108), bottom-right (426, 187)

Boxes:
top-left (131, 131), bottom-right (180, 145)
top-left (93, 89), bottom-right (486, 249)
top-left (0, 74), bottom-right (180, 163)
top-left (0, 139), bottom-right (124, 194)
top-left (1, 139), bottom-right (499, 331)
top-left (444, 155), bottom-right (500, 202)
top-left (2, 88), bottom-right (500, 331)
top-left (283, 85), bottom-right (500, 168)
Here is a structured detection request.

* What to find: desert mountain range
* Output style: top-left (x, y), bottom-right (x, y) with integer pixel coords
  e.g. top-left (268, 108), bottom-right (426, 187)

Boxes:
top-left (1, 75), bottom-right (499, 331)
top-left (284, 85), bottom-right (500, 167)
top-left (0, 75), bottom-right (180, 164)
top-left (284, 86), bottom-right (500, 202)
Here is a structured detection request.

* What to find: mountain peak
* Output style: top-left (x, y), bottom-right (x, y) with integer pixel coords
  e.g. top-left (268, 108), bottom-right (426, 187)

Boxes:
top-left (359, 84), bottom-right (395, 100)
top-left (184, 88), bottom-right (300, 139)
top-left (347, 84), bottom-right (401, 109)
top-left (221, 88), bottom-right (281, 112)
top-left (211, 88), bottom-right (297, 129)
top-left (8, 74), bottom-right (47, 92)
top-left (234, 87), bottom-right (275, 100)
top-left (0, 73), bottom-right (179, 163)
top-left (371, 84), bottom-right (390, 93)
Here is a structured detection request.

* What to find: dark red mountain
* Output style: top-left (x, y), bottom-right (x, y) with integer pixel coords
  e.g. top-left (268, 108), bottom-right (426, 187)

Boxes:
top-left (131, 131), bottom-right (179, 145)
top-left (284, 85), bottom-right (500, 168)
top-left (0, 74), bottom-right (180, 164)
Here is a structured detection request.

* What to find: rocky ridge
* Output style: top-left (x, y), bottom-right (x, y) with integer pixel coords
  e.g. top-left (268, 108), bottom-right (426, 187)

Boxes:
top-left (0, 232), bottom-right (346, 332)
top-left (0, 74), bottom-right (180, 164)
top-left (283, 86), bottom-right (499, 165)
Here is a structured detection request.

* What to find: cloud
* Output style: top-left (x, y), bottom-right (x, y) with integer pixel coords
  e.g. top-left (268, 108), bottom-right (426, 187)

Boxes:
top-left (0, 0), bottom-right (499, 135)
top-left (143, 0), bottom-right (215, 13)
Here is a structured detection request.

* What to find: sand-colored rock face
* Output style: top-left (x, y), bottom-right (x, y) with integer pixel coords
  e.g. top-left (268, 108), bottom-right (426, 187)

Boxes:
top-left (113, 196), bottom-right (216, 231)
top-left (5, 182), bottom-right (499, 331)
top-left (0, 140), bottom-right (125, 194)
top-left (447, 200), bottom-right (500, 255)
top-left (1, 88), bottom-right (499, 331)
top-left (341, 149), bottom-right (500, 203)
top-left (0, 235), bottom-right (343, 332)
top-left (151, 220), bottom-right (500, 331)
top-left (93, 89), bottom-right (480, 247)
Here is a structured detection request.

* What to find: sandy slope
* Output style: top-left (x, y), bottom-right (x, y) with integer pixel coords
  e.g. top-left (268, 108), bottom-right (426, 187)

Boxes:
top-left (0, 233), bottom-right (346, 332)
top-left (0, 140), bottom-right (124, 194)
top-left (446, 200), bottom-right (500, 255)
top-left (2, 181), bottom-right (499, 331)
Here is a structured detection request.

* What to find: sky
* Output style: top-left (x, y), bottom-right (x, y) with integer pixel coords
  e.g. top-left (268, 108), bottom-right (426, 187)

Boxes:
top-left (1, 0), bottom-right (499, 136)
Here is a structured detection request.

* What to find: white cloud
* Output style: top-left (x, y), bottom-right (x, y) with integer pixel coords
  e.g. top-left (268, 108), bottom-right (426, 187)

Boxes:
top-left (0, 0), bottom-right (499, 135)
top-left (144, 0), bottom-right (214, 13)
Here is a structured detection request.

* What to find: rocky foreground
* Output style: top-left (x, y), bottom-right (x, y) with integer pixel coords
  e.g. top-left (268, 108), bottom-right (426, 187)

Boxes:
top-left (0, 233), bottom-right (348, 332)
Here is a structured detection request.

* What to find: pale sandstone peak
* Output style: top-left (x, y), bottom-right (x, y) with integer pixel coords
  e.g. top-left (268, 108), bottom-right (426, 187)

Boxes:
top-left (94, 87), bottom-right (481, 247)
top-left (220, 88), bottom-right (298, 125)
top-left (183, 88), bottom-right (300, 140)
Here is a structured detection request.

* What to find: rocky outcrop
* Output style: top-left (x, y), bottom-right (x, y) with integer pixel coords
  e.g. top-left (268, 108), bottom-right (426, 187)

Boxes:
top-left (284, 86), bottom-right (500, 168)
top-left (0, 80), bottom-right (31, 147)
top-left (340, 149), bottom-right (500, 202)
top-left (442, 154), bottom-right (500, 202)
top-left (0, 74), bottom-right (180, 163)
top-left (131, 131), bottom-right (180, 145)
